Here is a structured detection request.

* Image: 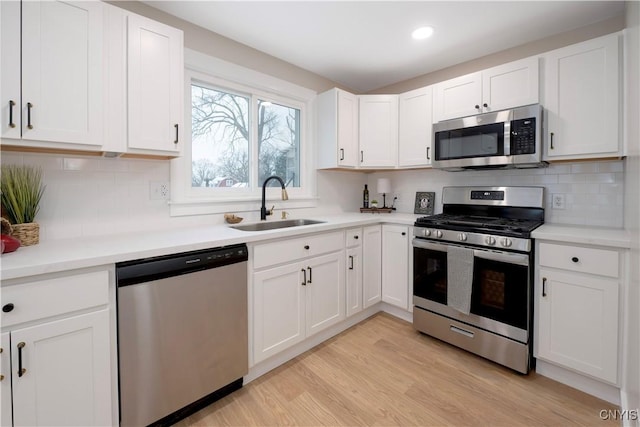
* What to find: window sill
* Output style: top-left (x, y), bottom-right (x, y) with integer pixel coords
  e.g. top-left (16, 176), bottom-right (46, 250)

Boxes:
top-left (169, 196), bottom-right (319, 217)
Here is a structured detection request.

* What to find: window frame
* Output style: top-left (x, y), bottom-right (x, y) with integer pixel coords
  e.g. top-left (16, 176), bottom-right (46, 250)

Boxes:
top-left (170, 49), bottom-right (317, 217)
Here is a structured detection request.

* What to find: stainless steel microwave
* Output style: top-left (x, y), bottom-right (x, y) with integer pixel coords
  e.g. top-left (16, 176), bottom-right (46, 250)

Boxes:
top-left (432, 104), bottom-right (546, 171)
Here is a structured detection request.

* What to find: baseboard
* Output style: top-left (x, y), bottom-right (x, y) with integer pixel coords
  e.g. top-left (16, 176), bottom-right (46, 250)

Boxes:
top-left (536, 359), bottom-right (621, 405)
top-left (380, 302), bottom-right (413, 323)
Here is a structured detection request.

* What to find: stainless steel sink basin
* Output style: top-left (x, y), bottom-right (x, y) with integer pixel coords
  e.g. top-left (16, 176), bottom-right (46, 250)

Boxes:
top-left (231, 219), bottom-right (326, 232)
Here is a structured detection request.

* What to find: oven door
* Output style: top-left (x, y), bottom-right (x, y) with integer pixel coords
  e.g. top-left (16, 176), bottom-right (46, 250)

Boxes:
top-left (412, 238), bottom-right (531, 343)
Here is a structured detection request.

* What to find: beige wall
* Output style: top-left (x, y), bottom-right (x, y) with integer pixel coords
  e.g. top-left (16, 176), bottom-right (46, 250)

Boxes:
top-left (106, 1), bottom-right (346, 93)
top-left (370, 15), bottom-right (625, 94)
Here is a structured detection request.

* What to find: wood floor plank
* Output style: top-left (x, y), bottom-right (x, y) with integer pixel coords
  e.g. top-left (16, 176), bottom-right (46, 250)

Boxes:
top-left (174, 313), bottom-right (618, 427)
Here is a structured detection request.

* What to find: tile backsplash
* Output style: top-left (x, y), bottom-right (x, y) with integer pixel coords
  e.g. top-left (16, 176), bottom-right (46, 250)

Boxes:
top-left (0, 151), bottom-right (625, 241)
top-left (367, 160), bottom-right (625, 227)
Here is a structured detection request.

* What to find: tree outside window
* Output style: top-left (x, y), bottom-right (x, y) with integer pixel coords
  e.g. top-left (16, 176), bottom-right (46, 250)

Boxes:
top-left (191, 84), bottom-right (300, 189)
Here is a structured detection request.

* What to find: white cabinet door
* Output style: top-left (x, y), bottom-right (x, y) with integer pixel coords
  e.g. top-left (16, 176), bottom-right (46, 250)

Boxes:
top-left (433, 72), bottom-right (482, 122)
top-left (543, 33), bottom-right (620, 159)
top-left (127, 13), bottom-right (183, 153)
top-left (11, 309), bottom-right (113, 427)
top-left (305, 252), bottom-right (345, 336)
top-left (316, 88), bottom-right (359, 168)
top-left (434, 57), bottom-right (539, 122)
top-left (482, 57), bottom-right (539, 113)
top-left (345, 245), bottom-right (363, 317)
top-left (398, 86), bottom-right (433, 167)
top-left (1, 332), bottom-right (11, 427)
top-left (1, 0), bottom-right (21, 139)
top-left (253, 263), bottom-right (306, 363)
top-left (362, 225), bottom-right (382, 308)
top-left (19, 0), bottom-right (104, 146)
top-left (381, 225), bottom-right (409, 309)
top-left (359, 95), bottom-right (398, 167)
top-left (536, 268), bottom-right (619, 384)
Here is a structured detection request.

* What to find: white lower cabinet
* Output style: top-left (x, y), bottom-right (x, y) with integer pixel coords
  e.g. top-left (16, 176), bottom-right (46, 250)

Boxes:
top-left (252, 232), bottom-right (345, 364)
top-left (381, 225), bottom-right (410, 310)
top-left (345, 228), bottom-right (363, 317)
top-left (0, 268), bottom-right (114, 426)
top-left (535, 241), bottom-right (621, 384)
top-left (362, 225), bottom-right (382, 308)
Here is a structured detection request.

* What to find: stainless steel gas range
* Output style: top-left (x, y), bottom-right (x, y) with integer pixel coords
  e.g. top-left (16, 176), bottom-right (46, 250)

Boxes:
top-left (412, 186), bottom-right (544, 374)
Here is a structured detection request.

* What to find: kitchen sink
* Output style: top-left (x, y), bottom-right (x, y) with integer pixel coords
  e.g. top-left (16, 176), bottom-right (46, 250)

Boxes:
top-left (231, 219), bottom-right (326, 232)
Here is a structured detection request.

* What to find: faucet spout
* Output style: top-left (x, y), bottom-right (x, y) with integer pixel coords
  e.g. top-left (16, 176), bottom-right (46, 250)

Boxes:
top-left (261, 176), bottom-right (288, 220)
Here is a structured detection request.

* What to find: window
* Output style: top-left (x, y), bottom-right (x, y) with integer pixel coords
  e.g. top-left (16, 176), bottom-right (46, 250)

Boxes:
top-left (170, 52), bottom-right (315, 217)
top-left (190, 82), bottom-right (302, 190)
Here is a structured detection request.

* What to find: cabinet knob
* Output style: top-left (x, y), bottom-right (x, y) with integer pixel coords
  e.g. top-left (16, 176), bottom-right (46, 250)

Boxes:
top-left (304, 245), bottom-right (310, 250)
top-left (571, 257), bottom-right (579, 263)
top-left (474, 104), bottom-right (480, 110)
top-left (483, 103), bottom-right (488, 108)
top-left (401, 232), bottom-right (406, 236)
top-left (2, 303), bottom-right (14, 313)
top-left (353, 235), bottom-right (359, 240)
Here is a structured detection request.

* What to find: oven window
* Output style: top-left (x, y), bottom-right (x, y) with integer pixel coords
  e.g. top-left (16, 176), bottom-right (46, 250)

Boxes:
top-left (471, 258), bottom-right (529, 329)
top-left (413, 246), bottom-right (447, 305)
top-left (435, 122), bottom-right (504, 160)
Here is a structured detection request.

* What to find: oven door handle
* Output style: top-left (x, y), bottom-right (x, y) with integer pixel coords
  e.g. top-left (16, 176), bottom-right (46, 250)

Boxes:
top-left (412, 238), bottom-right (448, 252)
top-left (473, 249), bottom-right (529, 266)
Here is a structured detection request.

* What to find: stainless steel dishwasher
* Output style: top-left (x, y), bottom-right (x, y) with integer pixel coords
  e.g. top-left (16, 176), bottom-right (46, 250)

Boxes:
top-left (116, 244), bottom-right (248, 427)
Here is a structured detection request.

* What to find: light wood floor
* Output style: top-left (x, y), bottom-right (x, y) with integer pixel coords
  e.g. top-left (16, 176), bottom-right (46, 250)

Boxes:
top-left (176, 313), bottom-right (618, 426)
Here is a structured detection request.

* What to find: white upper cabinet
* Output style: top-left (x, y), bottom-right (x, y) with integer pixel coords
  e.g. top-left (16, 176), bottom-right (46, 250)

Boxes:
top-left (1, 0), bottom-right (104, 148)
top-left (398, 86), bottom-right (433, 167)
top-left (543, 33), bottom-right (621, 160)
top-left (433, 56), bottom-right (539, 122)
top-left (359, 95), bottom-right (398, 168)
top-left (127, 13), bottom-right (183, 154)
top-left (316, 88), bottom-right (359, 168)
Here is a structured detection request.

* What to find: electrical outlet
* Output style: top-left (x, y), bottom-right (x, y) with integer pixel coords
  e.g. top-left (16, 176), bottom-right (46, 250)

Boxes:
top-left (552, 194), bottom-right (565, 210)
top-left (150, 181), bottom-right (170, 200)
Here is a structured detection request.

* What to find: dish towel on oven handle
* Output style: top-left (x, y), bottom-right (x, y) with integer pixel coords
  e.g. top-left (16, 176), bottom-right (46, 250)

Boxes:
top-left (447, 245), bottom-right (474, 315)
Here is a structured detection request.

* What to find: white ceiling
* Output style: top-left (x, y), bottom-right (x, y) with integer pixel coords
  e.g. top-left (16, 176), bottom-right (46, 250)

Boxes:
top-left (143, 1), bottom-right (625, 92)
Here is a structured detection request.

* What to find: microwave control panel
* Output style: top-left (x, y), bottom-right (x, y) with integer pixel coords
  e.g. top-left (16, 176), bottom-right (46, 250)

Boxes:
top-left (510, 117), bottom-right (536, 155)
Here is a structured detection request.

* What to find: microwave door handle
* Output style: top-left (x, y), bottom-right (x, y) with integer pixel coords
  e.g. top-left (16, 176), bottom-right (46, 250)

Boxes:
top-left (412, 238), bottom-right (448, 252)
top-left (504, 121), bottom-right (511, 156)
top-left (473, 249), bottom-right (529, 266)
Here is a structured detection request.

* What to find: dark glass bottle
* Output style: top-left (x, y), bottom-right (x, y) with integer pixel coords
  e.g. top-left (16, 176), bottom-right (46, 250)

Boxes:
top-left (363, 184), bottom-right (369, 208)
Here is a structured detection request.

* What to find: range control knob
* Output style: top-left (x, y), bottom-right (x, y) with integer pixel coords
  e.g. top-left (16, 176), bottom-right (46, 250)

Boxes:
top-left (485, 236), bottom-right (496, 246)
top-left (458, 233), bottom-right (467, 242)
top-left (435, 230), bottom-right (444, 239)
top-left (500, 237), bottom-right (513, 248)
top-left (423, 229), bottom-right (432, 237)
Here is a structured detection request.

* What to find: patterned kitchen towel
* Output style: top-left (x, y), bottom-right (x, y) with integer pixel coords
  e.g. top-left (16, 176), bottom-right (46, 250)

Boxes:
top-left (447, 245), bottom-right (474, 315)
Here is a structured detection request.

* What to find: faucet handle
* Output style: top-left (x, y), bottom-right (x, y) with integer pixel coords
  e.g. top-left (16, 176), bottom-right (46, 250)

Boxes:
top-left (281, 211), bottom-right (289, 219)
top-left (268, 205), bottom-right (275, 216)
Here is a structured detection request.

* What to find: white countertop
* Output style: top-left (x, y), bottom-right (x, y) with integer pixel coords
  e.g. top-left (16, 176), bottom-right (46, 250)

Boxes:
top-left (0, 213), bottom-right (419, 282)
top-left (532, 224), bottom-right (631, 249)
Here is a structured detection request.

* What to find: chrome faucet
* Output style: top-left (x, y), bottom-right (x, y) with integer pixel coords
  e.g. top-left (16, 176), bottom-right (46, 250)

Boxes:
top-left (260, 176), bottom-right (289, 220)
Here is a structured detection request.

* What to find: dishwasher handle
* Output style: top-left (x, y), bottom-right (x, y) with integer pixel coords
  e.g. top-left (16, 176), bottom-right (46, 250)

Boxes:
top-left (116, 244), bottom-right (248, 287)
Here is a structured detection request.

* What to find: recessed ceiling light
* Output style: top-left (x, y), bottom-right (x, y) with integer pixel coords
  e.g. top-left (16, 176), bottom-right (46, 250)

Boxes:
top-left (412, 26), bottom-right (434, 40)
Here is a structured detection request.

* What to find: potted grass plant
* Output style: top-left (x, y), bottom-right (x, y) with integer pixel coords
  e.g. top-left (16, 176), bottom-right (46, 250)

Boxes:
top-left (1, 165), bottom-right (45, 245)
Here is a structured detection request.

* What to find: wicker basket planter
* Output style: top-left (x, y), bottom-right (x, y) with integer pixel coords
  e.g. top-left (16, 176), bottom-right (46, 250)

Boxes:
top-left (11, 222), bottom-right (40, 246)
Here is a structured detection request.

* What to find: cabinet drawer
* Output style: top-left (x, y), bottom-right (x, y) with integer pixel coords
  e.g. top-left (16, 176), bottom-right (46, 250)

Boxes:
top-left (254, 231), bottom-right (344, 269)
top-left (1, 270), bottom-right (109, 328)
top-left (345, 228), bottom-right (362, 248)
top-left (538, 242), bottom-right (619, 278)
